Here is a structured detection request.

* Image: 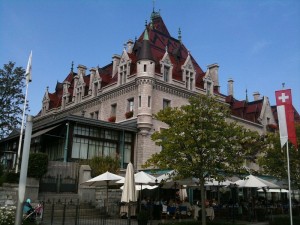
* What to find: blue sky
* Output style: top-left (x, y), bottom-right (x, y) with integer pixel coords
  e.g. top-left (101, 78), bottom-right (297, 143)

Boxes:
top-left (1, 0), bottom-right (299, 115)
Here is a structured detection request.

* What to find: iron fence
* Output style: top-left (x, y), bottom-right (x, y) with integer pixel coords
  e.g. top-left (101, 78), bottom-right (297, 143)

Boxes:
top-left (40, 200), bottom-right (156, 225)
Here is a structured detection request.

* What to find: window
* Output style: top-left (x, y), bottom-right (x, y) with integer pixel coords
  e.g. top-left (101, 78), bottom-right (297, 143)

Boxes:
top-left (144, 64), bottom-right (147, 72)
top-left (120, 65), bottom-right (127, 85)
top-left (206, 81), bottom-right (212, 95)
top-left (90, 112), bottom-right (94, 119)
top-left (148, 96), bottom-right (151, 107)
top-left (128, 98), bottom-right (134, 112)
top-left (163, 99), bottom-right (171, 109)
top-left (111, 104), bottom-right (117, 116)
top-left (185, 71), bottom-right (194, 90)
top-left (163, 66), bottom-right (170, 82)
top-left (95, 111), bottom-right (99, 120)
top-left (93, 82), bottom-right (98, 97)
top-left (139, 96), bottom-right (141, 107)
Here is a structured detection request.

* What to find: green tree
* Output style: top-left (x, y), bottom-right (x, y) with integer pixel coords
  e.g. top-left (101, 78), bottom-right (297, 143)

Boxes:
top-left (258, 125), bottom-right (300, 189)
top-left (143, 94), bottom-right (264, 225)
top-left (83, 156), bottom-right (120, 177)
top-left (0, 62), bottom-right (26, 139)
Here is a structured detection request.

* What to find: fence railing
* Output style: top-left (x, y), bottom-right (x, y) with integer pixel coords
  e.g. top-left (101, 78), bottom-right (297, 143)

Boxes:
top-left (41, 201), bottom-right (154, 225)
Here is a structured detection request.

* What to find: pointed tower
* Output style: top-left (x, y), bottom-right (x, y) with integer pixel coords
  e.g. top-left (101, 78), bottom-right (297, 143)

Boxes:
top-left (136, 28), bottom-right (155, 135)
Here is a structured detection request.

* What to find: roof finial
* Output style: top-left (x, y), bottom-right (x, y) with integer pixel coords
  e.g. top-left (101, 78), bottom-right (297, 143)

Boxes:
top-left (145, 20), bottom-right (148, 28)
top-left (153, 0), bottom-right (156, 13)
top-left (282, 82), bottom-right (285, 89)
top-left (165, 45), bottom-right (168, 53)
top-left (246, 89), bottom-right (249, 102)
top-left (178, 27), bottom-right (182, 42)
top-left (123, 42), bottom-right (127, 50)
top-left (71, 61), bottom-right (74, 73)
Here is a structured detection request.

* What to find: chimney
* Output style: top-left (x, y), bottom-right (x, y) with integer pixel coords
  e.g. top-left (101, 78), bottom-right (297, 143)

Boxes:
top-left (253, 92), bottom-right (261, 101)
top-left (207, 63), bottom-right (220, 92)
top-left (227, 78), bottom-right (234, 96)
top-left (112, 54), bottom-right (120, 77)
top-left (127, 39), bottom-right (134, 54)
top-left (77, 64), bottom-right (87, 77)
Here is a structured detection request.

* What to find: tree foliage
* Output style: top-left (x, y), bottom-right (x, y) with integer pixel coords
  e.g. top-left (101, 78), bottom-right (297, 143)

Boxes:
top-left (143, 94), bottom-right (265, 225)
top-left (82, 155), bottom-right (120, 178)
top-left (258, 125), bottom-right (300, 189)
top-left (0, 62), bottom-right (26, 139)
top-left (27, 153), bottom-right (49, 179)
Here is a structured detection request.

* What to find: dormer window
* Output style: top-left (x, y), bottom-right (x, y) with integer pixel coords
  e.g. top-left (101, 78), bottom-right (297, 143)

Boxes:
top-left (185, 70), bottom-right (194, 90)
top-left (163, 66), bottom-right (170, 82)
top-left (160, 51), bottom-right (173, 83)
top-left (120, 64), bottom-right (127, 85)
top-left (93, 82), bottom-right (98, 97)
top-left (76, 86), bottom-right (83, 103)
top-left (206, 80), bottom-right (212, 95)
top-left (181, 54), bottom-right (195, 91)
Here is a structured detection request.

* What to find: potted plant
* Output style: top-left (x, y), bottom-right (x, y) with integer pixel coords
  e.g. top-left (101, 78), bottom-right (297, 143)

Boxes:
top-left (108, 116), bottom-right (116, 122)
top-left (125, 111), bottom-right (133, 119)
top-left (137, 210), bottom-right (149, 225)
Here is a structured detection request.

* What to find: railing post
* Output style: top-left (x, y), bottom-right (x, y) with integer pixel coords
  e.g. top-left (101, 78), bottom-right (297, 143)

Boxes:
top-left (50, 201), bottom-right (54, 225)
top-left (62, 199), bottom-right (66, 225)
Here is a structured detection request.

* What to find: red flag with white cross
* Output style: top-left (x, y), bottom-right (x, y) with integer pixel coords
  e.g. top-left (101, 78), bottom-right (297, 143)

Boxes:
top-left (275, 89), bottom-right (297, 149)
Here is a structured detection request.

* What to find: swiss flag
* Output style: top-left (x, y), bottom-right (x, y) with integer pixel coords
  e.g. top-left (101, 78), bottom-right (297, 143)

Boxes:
top-left (275, 89), bottom-right (297, 149)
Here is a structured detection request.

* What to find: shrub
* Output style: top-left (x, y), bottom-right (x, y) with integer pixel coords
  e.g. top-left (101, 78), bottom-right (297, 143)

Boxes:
top-left (269, 216), bottom-right (300, 225)
top-left (0, 206), bottom-right (16, 225)
top-left (4, 172), bottom-right (19, 183)
top-left (83, 156), bottom-right (120, 177)
top-left (27, 153), bottom-right (48, 179)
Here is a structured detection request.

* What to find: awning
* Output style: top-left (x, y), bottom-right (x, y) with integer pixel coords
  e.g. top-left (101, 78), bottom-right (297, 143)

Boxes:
top-left (31, 125), bottom-right (60, 138)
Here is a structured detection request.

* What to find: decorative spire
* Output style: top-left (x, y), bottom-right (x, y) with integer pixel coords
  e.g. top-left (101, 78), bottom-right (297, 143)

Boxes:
top-left (145, 20), bottom-right (148, 28)
top-left (138, 28), bottom-right (154, 61)
top-left (143, 28), bottom-right (149, 41)
top-left (165, 45), bottom-right (168, 53)
top-left (282, 82), bottom-right (285, 89)
top-left (178, 27), bottom-right (182, 42)
top-left (71, 61), bottom-right (74, 73)
top-left (246, 89), bottom-right (248, 102)
top-left (153, 0), bottom-right (156, 13)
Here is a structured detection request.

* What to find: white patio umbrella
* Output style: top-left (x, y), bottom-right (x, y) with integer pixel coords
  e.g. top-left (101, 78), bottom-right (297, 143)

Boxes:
top-left (121, 162), bottom-right (137, 203)
top-left (120, 163), bottom-right (137, 218)
top-left (257, 188), bottom-right (289, 193)
top-left (120, 184), bottom-right (158, 190)
top-left (234, 175), bottom-right (280, 189)
top-left (179, 185), bottom-right (188, 201)
top-left (80, 171), bottom-right (123, 210)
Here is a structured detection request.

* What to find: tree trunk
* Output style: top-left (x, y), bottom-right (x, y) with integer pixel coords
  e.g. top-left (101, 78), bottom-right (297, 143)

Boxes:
top-left (200, 180), bottom-right (206, 225)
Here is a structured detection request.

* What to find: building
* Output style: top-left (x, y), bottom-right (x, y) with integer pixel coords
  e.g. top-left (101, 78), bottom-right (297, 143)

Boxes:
top-left (0, 10), bottom-right (297, 193)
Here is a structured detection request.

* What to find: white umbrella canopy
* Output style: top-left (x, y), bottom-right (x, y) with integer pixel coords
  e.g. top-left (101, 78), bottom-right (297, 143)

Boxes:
top-left (234, 175), bottom-right (280, 189)
top-left (135, 171), bottom-right (156, 184)
top-left (257, 188), bottom-right (289, 193)
top-left (120, 185), bottom-right (158, 190)
top-left (121, 162), bottom-right (137, 203)
top-left (81, 171), bottom-right (123, 186)
top-left (117, 171), bottom-right (157, 184)
top-left (204, 178), bottom-right (231, 186)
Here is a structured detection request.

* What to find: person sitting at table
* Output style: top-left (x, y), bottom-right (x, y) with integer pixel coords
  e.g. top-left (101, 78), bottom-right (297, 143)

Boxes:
top-left (180, 197), bottom-right (192, 216)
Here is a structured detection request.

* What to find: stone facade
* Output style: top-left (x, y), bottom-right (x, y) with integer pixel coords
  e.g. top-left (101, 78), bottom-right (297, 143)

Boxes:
top-left (31, 11), bottom-right (278, 172)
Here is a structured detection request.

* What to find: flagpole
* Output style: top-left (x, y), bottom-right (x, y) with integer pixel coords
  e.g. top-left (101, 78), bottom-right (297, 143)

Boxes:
top-left (15, 51), bottom-right (32, 173)
top-left (286, 141), bottom-right (293, 225)
top-left (15, 80), bottom-right (29, 173)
